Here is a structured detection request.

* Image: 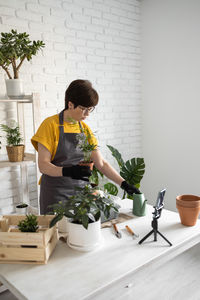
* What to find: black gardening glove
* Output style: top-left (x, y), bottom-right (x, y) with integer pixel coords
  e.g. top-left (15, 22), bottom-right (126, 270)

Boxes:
top-left (62, 165), bottom-right (92, 182)
top-left (121, 180), bottom-right (140, 195)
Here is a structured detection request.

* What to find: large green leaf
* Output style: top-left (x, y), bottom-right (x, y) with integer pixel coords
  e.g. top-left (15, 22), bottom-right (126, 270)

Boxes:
top-left (107, 145), bottom-right (124, 169)
top-left (120, 158), bottom-right (145, 186)
top-left (104, 182), bottom-right (118, 196)
top-left (49, 214), bottom-right (63, 228)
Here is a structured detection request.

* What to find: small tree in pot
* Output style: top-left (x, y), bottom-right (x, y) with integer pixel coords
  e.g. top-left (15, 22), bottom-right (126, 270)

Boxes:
top-left (50, 185), bottom-right (120, 251)
top-left (0, 29), bottom-right (45, 98)
top-left (0, 120), bottom-right (24, 162)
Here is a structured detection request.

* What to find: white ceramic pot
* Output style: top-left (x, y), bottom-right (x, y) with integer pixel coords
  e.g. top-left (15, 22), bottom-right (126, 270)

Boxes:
top-left (5, 79), bottom-right (24, 99)
top-left (67, 219), bottom-right (102, 252)
top-left (58, 216), bottom-right (69, 234)
top-left (16, 204), bottom-right (28, 215)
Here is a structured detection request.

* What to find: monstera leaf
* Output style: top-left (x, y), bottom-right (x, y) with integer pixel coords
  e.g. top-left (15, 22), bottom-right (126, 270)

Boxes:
top-left (120, 158), bottom-right (145, 186)
top-left (107, 145), bottom-right (124, 169)
top-left (104, 182), bottom-right (118, 196)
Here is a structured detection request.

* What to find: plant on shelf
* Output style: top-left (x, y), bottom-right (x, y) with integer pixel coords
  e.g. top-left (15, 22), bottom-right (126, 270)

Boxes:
top-left (0, 120), bottom-right (24, 162)
top-left (49, 185), bottom-right (120, 251)
top-left (0, 29), bottom-right (45, 97)
top-left (18, 214), bottom-right (39, 232)
top-left (76, 129), bottom-right (97, 170)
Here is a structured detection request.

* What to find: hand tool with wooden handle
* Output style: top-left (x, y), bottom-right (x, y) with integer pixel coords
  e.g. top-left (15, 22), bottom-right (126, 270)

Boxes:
top-left (125, 225), bottom-right (139, 238)
top-left (113, 224), bottom-right (122, 239)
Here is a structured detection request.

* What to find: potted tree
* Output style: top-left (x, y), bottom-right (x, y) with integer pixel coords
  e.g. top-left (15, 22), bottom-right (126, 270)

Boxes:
top-left (107, 145), bottom-right (146, 216)
top-left (76, 128), bottom-right (97, 170)
top-left (50, 185), bottom-right (120, 251)
top-left (0, 29), bottom-right (45, 98)
top-left (0, 120), bottom-right (24, 162)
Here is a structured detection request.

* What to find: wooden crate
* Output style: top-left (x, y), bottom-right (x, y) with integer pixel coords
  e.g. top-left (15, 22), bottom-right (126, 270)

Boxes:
top-left (0, 215), bottom-right (58, 264)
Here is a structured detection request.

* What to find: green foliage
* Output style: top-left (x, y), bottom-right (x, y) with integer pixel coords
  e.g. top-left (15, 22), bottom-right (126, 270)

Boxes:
top-left (107, 145), bottom-right (145, 199)
top-left (89, 166), bottom-right (103, 186)
top-left (104, 182), bottom-right (118, 196)
top-left (18, 214), bottom-right (39, 232)
top-left (0, 29), bottom-right (45, 79)
top-left (0, 121), bottom-right (23, 146)
top-left (107, 145), bottom-right (124, 169)
top-left (76, 129), bottom-right (97, 162)
top-left (49, 185), bottom-right (120, 230)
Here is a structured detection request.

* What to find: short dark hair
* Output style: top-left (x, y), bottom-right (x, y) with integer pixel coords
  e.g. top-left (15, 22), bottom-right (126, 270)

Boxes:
top-left (65, 79), bottom-right (99, 109)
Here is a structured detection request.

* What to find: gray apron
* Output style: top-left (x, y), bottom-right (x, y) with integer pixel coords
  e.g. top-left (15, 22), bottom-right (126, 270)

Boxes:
top-left (40, 109), bottom-right (86, 214)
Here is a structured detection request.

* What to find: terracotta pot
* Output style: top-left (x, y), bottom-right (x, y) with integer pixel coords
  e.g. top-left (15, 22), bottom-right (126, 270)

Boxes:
top-left (79, 161), bottom-right (94, 171)
top-left (176, 194), bottom-right (200, 226)
top-left (176, 204), bottom-right (200, 226)
top-left (176, 195), bottom-right (200, 208)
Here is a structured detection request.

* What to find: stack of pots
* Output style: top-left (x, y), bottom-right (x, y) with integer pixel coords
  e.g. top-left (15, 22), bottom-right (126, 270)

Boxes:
top-left (176, 195), bottom-right (200, 226)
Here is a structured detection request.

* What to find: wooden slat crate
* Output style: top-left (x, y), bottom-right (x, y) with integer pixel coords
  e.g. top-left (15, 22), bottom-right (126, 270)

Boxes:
top-left (0, 215), bottom-right (58, 264)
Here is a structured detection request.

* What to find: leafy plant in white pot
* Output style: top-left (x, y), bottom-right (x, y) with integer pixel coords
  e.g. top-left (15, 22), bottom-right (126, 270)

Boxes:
top-left (0, 29), bottom-right (45, 98)
top-left (50, 185), bottom-right (120, 252)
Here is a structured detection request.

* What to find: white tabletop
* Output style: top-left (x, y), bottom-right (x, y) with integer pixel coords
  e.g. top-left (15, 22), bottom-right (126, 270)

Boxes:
top-left (0, 203), bottom-right (200, 300)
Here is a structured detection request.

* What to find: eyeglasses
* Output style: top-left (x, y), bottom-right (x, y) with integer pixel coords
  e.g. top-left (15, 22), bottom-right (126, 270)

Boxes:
top-left (78, 105), bottom-right (95, 113)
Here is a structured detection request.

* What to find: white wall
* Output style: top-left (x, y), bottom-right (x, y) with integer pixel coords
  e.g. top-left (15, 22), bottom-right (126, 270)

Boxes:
top-left (141, 0), bottom-right (200, 211)
top-left (0, 0), bottom-right (142, 213)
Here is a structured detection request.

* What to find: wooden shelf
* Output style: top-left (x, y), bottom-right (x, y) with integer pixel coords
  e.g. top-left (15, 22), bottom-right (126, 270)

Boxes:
top-left (0, 153), bottom-right (36, 168)
top-left (0, 96), bottom-right (33, 103)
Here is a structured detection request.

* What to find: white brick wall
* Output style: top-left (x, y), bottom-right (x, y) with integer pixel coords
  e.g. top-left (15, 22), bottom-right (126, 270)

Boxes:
top-left (0, 0), bottom-right (142, 213)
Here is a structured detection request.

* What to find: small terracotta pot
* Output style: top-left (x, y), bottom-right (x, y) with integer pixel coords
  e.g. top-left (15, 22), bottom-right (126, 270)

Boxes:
top-left (79, 161), bottom-right (94, 171)
top-left (176, 194), bottom-right (200, 226)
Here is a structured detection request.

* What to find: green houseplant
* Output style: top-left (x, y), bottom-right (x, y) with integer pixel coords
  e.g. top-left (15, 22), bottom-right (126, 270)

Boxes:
top-left (16, 202), bottom-right (28, 214)
top-left (18, 214), bottom-right (39, 232)
top-left (0, 29), bottom-right (45, 98)
top-left (0, 120), bottom-right (24, 162)
top-left (50, 185), bottom-right (120, 251)
top-left (76, 129), bottom-right (97, 170)
top-left (107, 145), bottom-right (147, 216)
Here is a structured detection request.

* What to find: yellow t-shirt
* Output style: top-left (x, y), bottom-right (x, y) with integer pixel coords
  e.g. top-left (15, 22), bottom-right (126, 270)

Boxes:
top-left (31, 114), bottom-right (98, 160)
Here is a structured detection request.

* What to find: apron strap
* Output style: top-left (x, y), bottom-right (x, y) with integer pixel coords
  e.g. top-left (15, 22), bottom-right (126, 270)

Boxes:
top-left (59, 109), bottom-right (84, 134)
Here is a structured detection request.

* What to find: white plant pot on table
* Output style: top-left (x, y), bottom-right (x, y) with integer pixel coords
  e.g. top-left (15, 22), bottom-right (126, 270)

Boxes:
top-left (5, 79), bottom-right (24, 99)
top-left (67, 219), bottom-right (102, 252)
top-left (58, 216), bottom-right (69, 234)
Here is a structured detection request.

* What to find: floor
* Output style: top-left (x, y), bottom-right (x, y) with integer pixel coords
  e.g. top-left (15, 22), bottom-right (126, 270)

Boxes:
top-left (0, 242), bottom-right (200, 300)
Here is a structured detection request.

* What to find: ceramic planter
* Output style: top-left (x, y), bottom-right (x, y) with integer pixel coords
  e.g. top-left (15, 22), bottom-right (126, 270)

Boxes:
top-left (132, 193), bottom-right (147, 216)
top-left (67, 219), bottom-right (101, 252)
top-left (5, 79), bottom-right (24, 99)
top-left (16, 203), bottom-right (28, 215)
top-left (176, 194), bottom-right (200, 226)
top-left (58, 216), bottom-right (69, 234)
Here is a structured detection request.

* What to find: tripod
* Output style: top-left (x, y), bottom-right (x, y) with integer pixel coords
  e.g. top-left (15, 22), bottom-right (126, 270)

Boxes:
top-left (138, 215), bottom-right (172, 246)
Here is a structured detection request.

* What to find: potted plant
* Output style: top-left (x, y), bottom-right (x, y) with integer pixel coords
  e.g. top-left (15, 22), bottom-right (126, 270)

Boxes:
top-left (76, 129), bottom-right (97, 170)
top-left (50, 185), bottom-right (120, 251)
top-left (16, 203), bottom-right (28, 215)
top-left (107, 145), bottom-right (146, 216)
top-left (18, 214), bottom-right (39, 232)
top-left (0, 29), bottom-right (45, 98)
top-left (0, 120), bottom-right (24, 162)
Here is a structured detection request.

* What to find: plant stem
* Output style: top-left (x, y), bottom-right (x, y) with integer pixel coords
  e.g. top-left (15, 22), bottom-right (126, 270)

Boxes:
top-left (16, 55), bottom-right (26, 72)
top-left (0, 65), bottom-right (12, 79)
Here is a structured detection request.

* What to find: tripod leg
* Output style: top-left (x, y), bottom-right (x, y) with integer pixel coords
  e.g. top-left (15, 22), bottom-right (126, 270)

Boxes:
top-left (157, 230), bottom-right (172, 246)
top-left (138, 230), bottom-right (154, 244)
top-left (154, 229), bottom-right (157, 241)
